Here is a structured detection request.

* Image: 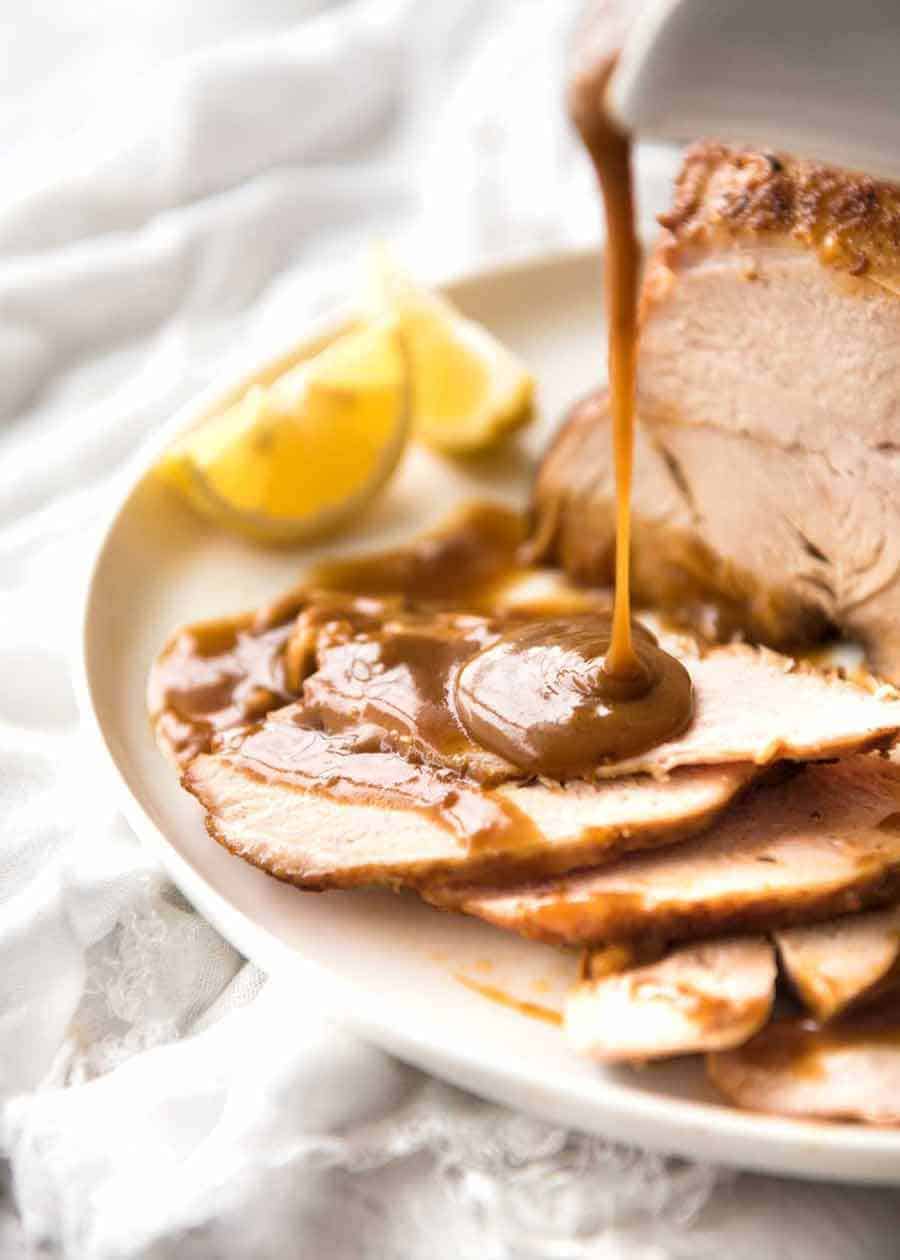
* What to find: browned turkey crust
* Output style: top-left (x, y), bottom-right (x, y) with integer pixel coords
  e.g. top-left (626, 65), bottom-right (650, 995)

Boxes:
top-left (653, 143), bottom-right (900, 289)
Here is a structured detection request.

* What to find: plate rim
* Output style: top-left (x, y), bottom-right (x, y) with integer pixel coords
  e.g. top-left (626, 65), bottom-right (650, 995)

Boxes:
top-left (74, 246), bottom-right (900, 1185)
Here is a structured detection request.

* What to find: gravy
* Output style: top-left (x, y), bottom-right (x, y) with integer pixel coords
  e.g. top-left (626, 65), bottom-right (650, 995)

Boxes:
top-left (455, 614), bottom-right (692, 775)
top-left (455, 974), bottom-right (563, 1026)
top-left (734, 1005), bottom-right (900, 1081)
top-left (567, 44), bottom-right (694, 726)
top-left (151, 60), bottom-right (700, 794)
top-left (309, 500), bottom-right (526, 606)
top-left (224, 711), bottom-right (541, 853)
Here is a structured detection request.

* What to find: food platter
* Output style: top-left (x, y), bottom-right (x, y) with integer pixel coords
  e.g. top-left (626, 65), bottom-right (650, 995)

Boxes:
top-left (76, 248), bottom-right (900, 1184)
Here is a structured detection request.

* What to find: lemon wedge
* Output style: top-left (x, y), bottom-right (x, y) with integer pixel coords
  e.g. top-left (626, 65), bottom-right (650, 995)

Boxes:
top-left (158, 320), bottom-right (408, 542)
top-left (364, 248), bottom-right (534, 454)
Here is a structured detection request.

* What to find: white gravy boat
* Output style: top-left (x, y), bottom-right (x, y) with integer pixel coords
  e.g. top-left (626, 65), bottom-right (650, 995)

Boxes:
top-left (605, 0), bottom-right (900, 181)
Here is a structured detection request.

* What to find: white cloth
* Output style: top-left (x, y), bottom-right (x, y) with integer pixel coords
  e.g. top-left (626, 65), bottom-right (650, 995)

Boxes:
top-left (1, 2), bottom-right (899, 1256)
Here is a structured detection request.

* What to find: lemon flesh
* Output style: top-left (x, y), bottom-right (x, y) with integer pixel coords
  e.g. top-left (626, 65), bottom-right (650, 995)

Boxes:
top-left (159, 321), bottom-right (408, 542)
top-left (365, 249), bottom-right (534, 454)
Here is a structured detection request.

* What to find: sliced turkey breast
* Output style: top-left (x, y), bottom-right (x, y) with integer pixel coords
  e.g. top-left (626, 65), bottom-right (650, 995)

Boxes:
top-left (183, 710), bottom-right (754, 890)
top-left (642, 144), bottom-right (900, 450)
top-left (776, 904), bottom-right (900, 1021)
top-left (533, 145), bottom-right (900, 680)
top-left (183, 621), bottom-right (900, 892)
top-left (534, 390), bottom-right (831, 650)
top-left (590, 641), bottom-right (900, 779)
top-left (156, 583), bottom-right (900, 786)
top-left (440, 758), bottom-right (900, 945)
top-left (708, 1000), bottom-right (900, 1126)
top-left (179, 584), bottom-right (900, 892)
top-left (566, 937), bottom-right (775, 1062)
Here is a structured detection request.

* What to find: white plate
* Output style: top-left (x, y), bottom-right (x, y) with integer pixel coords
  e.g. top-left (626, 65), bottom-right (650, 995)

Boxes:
top-left (77, 249), bottom-right (900, 1185)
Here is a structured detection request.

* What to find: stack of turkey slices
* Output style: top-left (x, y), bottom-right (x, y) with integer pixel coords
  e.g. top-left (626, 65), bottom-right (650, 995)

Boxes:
top-left (159, 584), bottom-right (900, 1125)
top-left (155, 144), bottom-right (900, 1126)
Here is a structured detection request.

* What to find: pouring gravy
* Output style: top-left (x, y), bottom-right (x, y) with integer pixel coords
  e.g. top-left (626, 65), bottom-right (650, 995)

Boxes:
top-left (151, 48), bottom-right (696, 786)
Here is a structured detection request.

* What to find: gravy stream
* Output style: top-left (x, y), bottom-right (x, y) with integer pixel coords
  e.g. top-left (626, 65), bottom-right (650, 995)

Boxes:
top-left (583, 105), bottom-right (642, 685)
top-left (451, 48), bottom-right (695, 771)
top-left (566, 47), bottom-right (694, 716)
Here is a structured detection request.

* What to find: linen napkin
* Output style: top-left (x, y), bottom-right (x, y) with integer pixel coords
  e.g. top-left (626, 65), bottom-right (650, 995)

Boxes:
top-left (2, 2), bottom-right (899, 1255)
